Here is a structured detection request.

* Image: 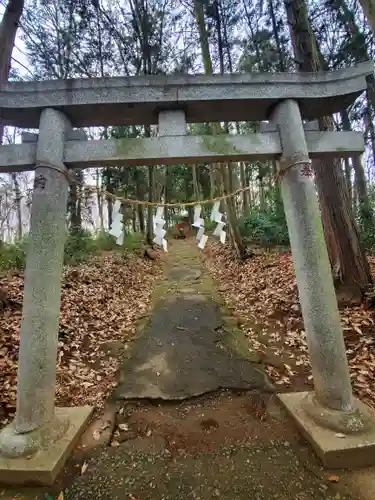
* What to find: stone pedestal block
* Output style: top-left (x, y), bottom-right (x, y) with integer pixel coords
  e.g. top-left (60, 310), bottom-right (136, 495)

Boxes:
top-left (0, 406), bottom-right (93, 486)
top-left (279, 392), bottom-right (375, 468)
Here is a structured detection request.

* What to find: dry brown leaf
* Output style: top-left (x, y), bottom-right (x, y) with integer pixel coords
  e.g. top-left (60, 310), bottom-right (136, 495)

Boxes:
top-left (0, 253), bottom-right (162, 425)
top-left (327, 475), bottom-right (340, 483)
top-left (92, 430), bottom-right (101, 440)
top-left (203, 243), bottom-right (375, 412)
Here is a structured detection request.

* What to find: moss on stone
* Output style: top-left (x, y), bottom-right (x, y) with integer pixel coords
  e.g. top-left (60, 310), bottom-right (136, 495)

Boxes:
top-left (201, 135), bottom-right (245, 157)
top-left (342, 408), bottom-right (373, 433)
top-left (115, 138), bottom-right (145, 159)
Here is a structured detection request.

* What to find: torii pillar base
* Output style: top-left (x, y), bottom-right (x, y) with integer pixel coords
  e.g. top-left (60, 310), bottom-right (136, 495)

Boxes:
top-left (279, 392), bottom-right (375, 468)
top-left (0, 406), bottom-right (93, 486)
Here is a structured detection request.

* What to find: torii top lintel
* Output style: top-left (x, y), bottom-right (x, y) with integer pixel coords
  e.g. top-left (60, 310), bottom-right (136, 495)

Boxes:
top-left (0, 62), bottom-right (373, 129)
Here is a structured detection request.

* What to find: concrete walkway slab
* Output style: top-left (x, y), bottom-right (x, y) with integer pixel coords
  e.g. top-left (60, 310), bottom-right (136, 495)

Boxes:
top-left (115, 295), bottom-right (272, 401)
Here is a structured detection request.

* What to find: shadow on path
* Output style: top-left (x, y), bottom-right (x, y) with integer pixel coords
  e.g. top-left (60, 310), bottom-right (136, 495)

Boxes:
top-left (115, 291), bottom-right (272, 400)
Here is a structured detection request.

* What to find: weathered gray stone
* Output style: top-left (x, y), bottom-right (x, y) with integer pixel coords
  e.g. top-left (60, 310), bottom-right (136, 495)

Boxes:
top-left (302, 392), bottom-right (373, 433)
top-left (260, 120), bottom-right (319, 133)
top-left (0, 131), bottom-right (365, 173)
top-left (16, 108), bottom-right (71, 434)
top-left (279, 392), bottom-right (375, 468)
top-left (158, 109), bottom-right (187, 136)
top-left (115, 296), bottom-right (273, 401)
top-left (21, 129), bottom-right (87, 143)
top-left (0, 406), bottom-right (93, 486)
top-left (271, 99), bottom-right (354, 412)
top-left (0, 62), bottom-right (372, 128)
top-left (0, 109), bottom-right (73, 459)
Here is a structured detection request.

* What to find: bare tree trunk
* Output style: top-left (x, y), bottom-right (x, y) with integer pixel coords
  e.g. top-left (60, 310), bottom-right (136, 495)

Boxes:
top-left (209, 168), bottom-right (216, 198)
top-left (246, 166), bottom-right (252, 207)
top-left (258, 166), bottom-right (266, 211)
top-left (240, 163), bottom-right (249, 212)
top-left (352, 155), bottom-right (371, 225)
top-left (0, 0), bottom-right (25, 143)
top-left (11, 172), bottom-right (22, 239)
top-left (105, 181), bottom-right (114, 230)
top-left (146, 163), bottom-right (154, 245)
top-left (365, 94), bottom-right (375, 169)
top-left (132, 205), bottom-right (137, 232)
top-left (343, 158), bottom-right (352, 205)
top-left (134, 167), bottom-right (145, 233)
top-left (192, 164), bottom-right (199, 199)
top-left (164, 166), bottom-right (169, 228)
top-left (193, 0), bottom-right (246, 259)
top-left (68, 171), bottom-right (83, 232)
top-left (268, 0), bottom-right (285, 71)
top-left (340, 109), bottom-right (371, 226)
top-left (95, 169), bottom-right (104, 231)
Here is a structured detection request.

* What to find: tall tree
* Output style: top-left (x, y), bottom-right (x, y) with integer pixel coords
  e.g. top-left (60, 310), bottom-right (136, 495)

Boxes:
top-left (284, 0), bottom-right (372, 302)
top-left (193, 0), bottom-right (247, 259)
top-left (0, 0), bottom-right (25, 143)
top-left (356, 0), bottom-right (375, 35)
top-left (323, 0), bottom-right (375, 201)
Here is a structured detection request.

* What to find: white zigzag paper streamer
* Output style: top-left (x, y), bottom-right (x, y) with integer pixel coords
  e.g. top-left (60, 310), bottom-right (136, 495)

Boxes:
top-left (153, 206), bottom-right (168, 252)
top-left (109, 200), bottom-right (124, 246)
top-left (193, 204), bottom-right (208, 249)
top-left (210, 201), bottom-right (226, 245)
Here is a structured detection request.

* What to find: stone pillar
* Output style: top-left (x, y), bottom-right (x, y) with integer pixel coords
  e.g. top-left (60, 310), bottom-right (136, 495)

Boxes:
top-left (271, 99), bottom-right (354, 413)
top-left (0, 108), bottom-right (71, 457)
top-left (158, 109), bottom-right (187, 136)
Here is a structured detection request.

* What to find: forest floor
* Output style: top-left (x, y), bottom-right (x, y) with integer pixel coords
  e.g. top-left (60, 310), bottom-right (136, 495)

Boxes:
top-left (0, 250), bottom-right (163, 426)
top-left (1, 237), bottom-right (374, 499)
top-left (203, 242), bottom-right (375, 410)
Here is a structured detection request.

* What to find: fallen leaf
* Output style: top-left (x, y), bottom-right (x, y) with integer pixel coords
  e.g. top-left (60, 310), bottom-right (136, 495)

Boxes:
top-left (202, 243), bottom-right (375, 413)
top-left (81, 462), bottom-right (88, 475)
top-left (0, 253), bottom-right (162, 425)
top-left (118, 423), bottom-right (129, 431)
top-left (328, 475), bottom-right (340, 483)
top-left (92, 430), bottom-right (101, 440)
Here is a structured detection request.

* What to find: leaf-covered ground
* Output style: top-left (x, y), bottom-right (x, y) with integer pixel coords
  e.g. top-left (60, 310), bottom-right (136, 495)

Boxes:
top-left (204, 243), bottom-right (375, 409)
top-left (0, 252), bottom-right (162, 426)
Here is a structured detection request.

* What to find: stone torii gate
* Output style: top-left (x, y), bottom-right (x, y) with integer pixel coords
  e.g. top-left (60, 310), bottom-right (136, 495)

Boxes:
top-left (0, 61), bottom-right (375, 484)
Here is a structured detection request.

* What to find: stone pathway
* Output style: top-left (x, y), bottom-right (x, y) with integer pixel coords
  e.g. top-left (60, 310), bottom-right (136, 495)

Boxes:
top-left (1, 238), bottom-right (369, 499)
top-left (65, 239), bottom-right (358, 500)
top-left (114, 244), bottom-right (272, 401)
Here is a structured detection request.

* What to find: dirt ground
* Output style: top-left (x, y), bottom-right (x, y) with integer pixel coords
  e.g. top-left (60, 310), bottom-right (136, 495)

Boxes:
top-left (0, 238), bottom-right (373, 499)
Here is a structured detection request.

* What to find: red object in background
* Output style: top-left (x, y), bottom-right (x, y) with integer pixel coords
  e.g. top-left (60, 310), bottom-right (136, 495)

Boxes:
top-left (175, 222), bottom-right (190, 235)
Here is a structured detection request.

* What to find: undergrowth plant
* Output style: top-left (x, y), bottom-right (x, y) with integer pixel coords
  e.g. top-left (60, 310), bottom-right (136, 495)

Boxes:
top-left (0, 230), bottom-right (145, 271)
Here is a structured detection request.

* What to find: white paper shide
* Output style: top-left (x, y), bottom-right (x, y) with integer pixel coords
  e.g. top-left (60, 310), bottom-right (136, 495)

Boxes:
top-left (210, 201), bottom-right (226, 244)
top-left (153, 206), bottom-right (168, 252)
top-left (109, 200), bottom-right (124, 245)
top-left (192, 204), bottom-right (208, 249)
